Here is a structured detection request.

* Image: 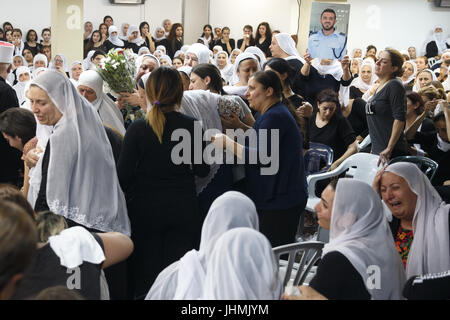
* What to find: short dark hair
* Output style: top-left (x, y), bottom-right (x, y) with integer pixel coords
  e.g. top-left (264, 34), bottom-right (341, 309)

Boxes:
top-left (264, 58), bottom-right (296, 89)
top-left (0, 201), bottom-right (37, 293)
top-left (41, 28), bottom-right (51, 36)
top-left (251, 70), bottom-right (284, 100)
top-left (406, 91), bottom-right (425, 115)
top-left (103, 15), bottom-right (113, 23)
top-left (321, 8), bottom-right (336, 19)
top-left (385, 49), bottom-right (405, 78)
top-left (91, 50), bottom-right (106, 61)
top-left (26, 29), bottom-right (38, 42)
top-left (192, 64), bottom-right (225, 94)
top-left (316, 88), bottom-right (340, 108)
top-left (0, 184), bottom-right (35, 221)
top-left (3, 22), bottom-right (13, 30)
top-left (0, 108), bottom-right (36, 144)
top-left (12, 28), bottom-right (22, 36)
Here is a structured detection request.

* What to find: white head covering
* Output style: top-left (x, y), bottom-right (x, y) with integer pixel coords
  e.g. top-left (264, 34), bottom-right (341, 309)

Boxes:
top-left (13, 54), bottom-right (26, 67)
top-left (215, 51), bottom-right (233, 84)
top-left (228, 52), bottom-right (260, 86)
top-left (146, 191), bottom-right (259, 300)
top-left (274, 33), bottom-right (305, 64)
top-left (138, 47), bottom-right (150, 56)
top-left (350, 58), bottom-right (377, 92)
top-left (0, 40), bottom-right (14, 60)
top-left (186, 43), bottom-right (211, 64)
top-left (83, 50), bottom-right (96, 71)
top-left (401, 60), bottom-right (418, 85)
top-left (442, 67), bottom-right (450, 92)
top-left (228, 48), bottom-right (242, 65)
top-left (384, 163), bottom-right (450, 279)
top-left (312, 58), bottom-right (343, 81)
top-left (153, 27), bottom-right (166, 42)
top-left (69, 61), bottom-right (83, 80)
top-left (49, 53), bottom-right (69, 72)
top-left (180, 90), bottom-right (222, 194)
top-left (202, 228), bottom-right (282, 300)
top-left (77, 70), bottom-right (125, 136)
top-left (350, 48), bottom-right (363, 59)
top-left (159, 54), bottom-right (172, 66)
top-left (322, 179), bottom-right (406, 300)
top-left (135, 53), bottom-right (160, 80)
top-left (33, 54), bottom-right (48, 68)
top-left (156, 45), bottom-right (167, 55)
top-left (181, 45), bottom-right (190, 53)
top-left (107, 26), bottom-right (124, 47)
top-left (119, 23), bottom-right (129, 41)
top-left (412, 68), bottom-right (438, 92)
top-left (126, 25), bottom-right (145, 46)
top-left (29, 70), bottom-right (130, 235)
top-left (432, 25), bottom-right (447, 54)
top-left (177, 66), bottom-right (192, 77)
top-left (13, 66), bottom-right (31, 105)
top-left (245, 46), bottom-right (267, 69)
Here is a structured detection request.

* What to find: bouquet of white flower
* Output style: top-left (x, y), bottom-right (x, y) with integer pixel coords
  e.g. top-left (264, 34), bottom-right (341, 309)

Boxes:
top-left (97, 48), bottom-right (145, 127)
top-left (97, 48), bottom-right (137, 96)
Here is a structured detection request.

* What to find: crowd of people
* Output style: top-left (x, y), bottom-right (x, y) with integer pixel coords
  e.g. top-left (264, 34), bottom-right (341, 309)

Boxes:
top-left (0, 13), bottom-right (449, 301)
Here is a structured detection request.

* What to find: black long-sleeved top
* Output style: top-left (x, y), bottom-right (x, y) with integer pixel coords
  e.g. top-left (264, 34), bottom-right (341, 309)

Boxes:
top-left (309, 251), bottom-right (371, 300)
top-left (118, 112), bottom-right (209, 199)
top-left (300, 68), bottom-right (352, 105)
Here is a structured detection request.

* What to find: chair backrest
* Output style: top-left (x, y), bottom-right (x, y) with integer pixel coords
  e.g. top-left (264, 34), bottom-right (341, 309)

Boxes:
top-left (342, 152), bottom-right (381, 184)
top-left (273, 241), bottom-right (324, 287)
top-left (304, 142), bottom-right (334, 176)
top-left (389, 156), bottom-right (439, 181)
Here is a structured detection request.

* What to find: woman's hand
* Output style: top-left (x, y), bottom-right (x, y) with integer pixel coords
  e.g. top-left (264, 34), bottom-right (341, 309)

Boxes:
top-left (282, 286), bottom-right (327, 300)
top-left (119, 90), bottom-right (141, 106)
top-left (25, 148), bottom-right (41, 169)
top-left (211, 133), bottom-right (227, 149)
top-left (221, 113), bottom-right (242, 130)
top-left (372, 165), bottom-right (388, 197)
top-left (340, 55), bottom-right (350, 71)
top-left (378, 146), bottom-right (393, 167)
top-left (304, 52), bottom-right (313, 65)
top-left (296, 102), bottom-right (313, 118)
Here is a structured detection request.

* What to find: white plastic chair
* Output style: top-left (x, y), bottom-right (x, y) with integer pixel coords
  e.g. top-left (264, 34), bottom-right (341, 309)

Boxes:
top-left (273, 241), bottom-right (325, 287)
top-left (305, 152), bottom-right (381, 213)
top-left (357, 135), bottom-right (371, 152)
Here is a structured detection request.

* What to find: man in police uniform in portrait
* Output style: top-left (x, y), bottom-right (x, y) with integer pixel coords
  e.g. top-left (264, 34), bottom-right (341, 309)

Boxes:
top-left (308, 8), bottom-right (347, 60)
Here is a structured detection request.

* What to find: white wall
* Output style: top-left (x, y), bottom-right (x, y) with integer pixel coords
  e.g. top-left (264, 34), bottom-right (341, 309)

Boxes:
top-left (209, 0), bottom-right (300, 41)
top-left (1, 0), bottom-right (449, 56)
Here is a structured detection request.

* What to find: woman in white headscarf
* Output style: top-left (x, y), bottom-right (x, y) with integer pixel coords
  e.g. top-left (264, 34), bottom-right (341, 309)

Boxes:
top-left (12, 66), bottom-right (32, 106)
top-left (412, 69), bottom-right (438, 92)
top-left (27, 69), bottom-right (130, 236)
top-left (77, 70), bottom-right (125, 136)
top-left (287, 178), bottom-right (406, 300)
top-left (124, 25), bottom-right (146, 54)
top-left (7, 54), bottom-right (27, 85)
top-left (349, 58), bottom-right (376, 99)
top-left (49, 53), bottom-right (69, 77)
top-left (146, 191), bottom-right (259, 300)
top-left (202, 228), bottom-right (282, 300)
top-left (423, 25), bottom-right (449, 58)
top-left (69, 61), bottom-right (83, 87)
top-left (215, 50), bottom-right (233, 84)
top-left (245, 46), bottom-right (267, 70)
top-left (228, 48), bottom-right (241, 65)
top-left (153, 27), bottom-right (166, 48)
top-left (159, 54), bottom-right (172, 67)
top-left (270, 33), bottom-right (306, 96)
top-left (400, 60), bottom-right (418, 91)
top-left (103, 26), bottom-right (125, 52)
top-left (374, 162), bottom-right (450, 280)
top-left (119, 23), bottom-right (130, 41)
top-left (184, 43), bottom-right (211, 67)
top-left (223, 52), bottom-right (260, 96)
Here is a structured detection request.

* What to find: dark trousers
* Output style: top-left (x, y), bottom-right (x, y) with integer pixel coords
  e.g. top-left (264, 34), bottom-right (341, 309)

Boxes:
top-left (257, 200), bottom-right (307, 248)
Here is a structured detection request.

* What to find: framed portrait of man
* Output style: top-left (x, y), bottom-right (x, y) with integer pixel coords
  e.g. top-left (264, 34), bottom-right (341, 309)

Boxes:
top-left (308, 2), bottom-right (351, 60)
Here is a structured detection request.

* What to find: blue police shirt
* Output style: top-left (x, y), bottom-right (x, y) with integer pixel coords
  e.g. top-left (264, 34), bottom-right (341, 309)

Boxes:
top-left (308, 29), bottom-right (347, 60)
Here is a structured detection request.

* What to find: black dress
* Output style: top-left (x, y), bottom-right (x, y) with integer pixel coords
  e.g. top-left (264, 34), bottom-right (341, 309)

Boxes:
top-left (237, 38), bottom-right (255, 51)
top-left (117, 112), bottom-right (209, 299)
top-left (103, 40), bottom-right (124, 53)
top-left (256, 37), bottom-right (272, 58)
top-left (0, 78), bottom-right (22, 185)
top-left (124, 41), bottom-right (147, 54)
top-left (159, 38), bottom-right (183, 59)
top-left (212, 39), bottom-right (235, 54)
top-left (24, 42), bottom-right (42, 56)
top-left (309, 251), bottom-right (371, 300)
